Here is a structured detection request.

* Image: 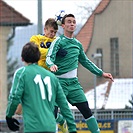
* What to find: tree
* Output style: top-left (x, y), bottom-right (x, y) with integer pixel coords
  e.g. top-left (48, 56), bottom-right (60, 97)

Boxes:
top-left (75, 1), bottom-right (101, 24)
top-left (7, 57), bottom-right (20, 95)
top-left (7, 34), bottom-right (20, 96)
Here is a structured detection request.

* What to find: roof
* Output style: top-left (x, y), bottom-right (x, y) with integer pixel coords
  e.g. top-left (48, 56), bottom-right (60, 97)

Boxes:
top-left (85, 78), bottom-right (133, 109)
top-left (0, 0), bottom-right (32, 26)
top-left (76, 0), bottom-right (111, 52)
top-left (69, 78), bottom-right (133, 109)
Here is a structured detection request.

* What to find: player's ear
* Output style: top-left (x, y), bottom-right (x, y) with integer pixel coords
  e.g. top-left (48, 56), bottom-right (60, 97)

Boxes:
top-left (44, 27), bottom-right (47, 32)
top-left (62, 24), bottom-right (65, 29)
top-left (21, 57), bottom-right (24, 62)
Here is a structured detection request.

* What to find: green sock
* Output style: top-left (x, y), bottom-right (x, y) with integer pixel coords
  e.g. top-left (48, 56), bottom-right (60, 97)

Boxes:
top-left (56, 113), bottom-right (65, 125)
top-left (86, 116), bottom-right (100, 133)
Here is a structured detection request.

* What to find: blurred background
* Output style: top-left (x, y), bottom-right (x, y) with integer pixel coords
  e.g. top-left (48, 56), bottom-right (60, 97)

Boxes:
top-left (0, 0), bottom-right (133, 132)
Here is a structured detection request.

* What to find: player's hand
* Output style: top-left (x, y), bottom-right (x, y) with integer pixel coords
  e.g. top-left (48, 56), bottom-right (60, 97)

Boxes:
top-left (50, 65), bottom-right (58, 72)
top-left (57, 48), bottom-right (67, 57)
top-left (102, 72), bottom-right (114, 82)
top-left (6, 116), bottom-right (20, 131)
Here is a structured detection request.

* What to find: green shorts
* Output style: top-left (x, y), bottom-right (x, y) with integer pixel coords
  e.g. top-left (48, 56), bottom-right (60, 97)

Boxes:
top-left (58, 77), bottom-right (87, 105)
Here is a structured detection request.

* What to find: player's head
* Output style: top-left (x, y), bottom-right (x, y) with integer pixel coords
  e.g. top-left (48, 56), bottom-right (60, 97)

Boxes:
top-left (61, 14), bottom-right (76, 33)
top-left (21, 42), bottom-right (41, 63)
top-left (44, 18), bottom-right (58, 38)
top-left (62, 14), bottom-right (75, 24)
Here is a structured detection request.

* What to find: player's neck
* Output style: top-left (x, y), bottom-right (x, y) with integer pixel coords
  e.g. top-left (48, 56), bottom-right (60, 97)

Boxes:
top-left (64, 32), bottom-right (74, 38)
top-left (24, 62), bottom-right (33, 66)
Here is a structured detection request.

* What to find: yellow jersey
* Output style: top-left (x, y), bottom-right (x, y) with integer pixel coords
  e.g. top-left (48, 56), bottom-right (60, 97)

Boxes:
top-left (30, 34), bottom-right (55, 70)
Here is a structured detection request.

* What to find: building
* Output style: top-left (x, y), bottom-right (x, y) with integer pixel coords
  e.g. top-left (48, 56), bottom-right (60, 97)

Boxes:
top-left (76, 0), bottom-right (133, 90)
top-left (0, 0), bottom-right (31, 119)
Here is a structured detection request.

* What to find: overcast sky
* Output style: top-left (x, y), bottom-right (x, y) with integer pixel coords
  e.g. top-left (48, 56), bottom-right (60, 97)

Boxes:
top-left (4, 0), bottom-right (101, 24)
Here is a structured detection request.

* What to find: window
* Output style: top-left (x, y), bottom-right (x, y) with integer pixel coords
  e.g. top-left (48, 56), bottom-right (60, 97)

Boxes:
top-left (96, 48), bottom-right (103, 69)
top-left (110, 38), bottom-right (119, 76)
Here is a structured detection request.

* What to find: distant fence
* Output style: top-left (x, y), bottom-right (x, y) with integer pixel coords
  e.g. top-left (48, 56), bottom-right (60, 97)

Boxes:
top-left (72, 109), bottom-right (133, 120)
top-left (71, 109), bottom-right (133, 133)
top-left (1, 109), bottom-right (133, 133)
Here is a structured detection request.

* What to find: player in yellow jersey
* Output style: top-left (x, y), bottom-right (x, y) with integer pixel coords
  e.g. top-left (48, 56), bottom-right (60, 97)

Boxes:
top-left (30, 18), bottom-right (57, 70)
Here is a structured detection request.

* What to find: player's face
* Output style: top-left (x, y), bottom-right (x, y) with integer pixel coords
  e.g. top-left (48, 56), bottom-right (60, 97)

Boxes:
top-left (44, 27), bottom-right (57, 38)
top-left (62, 17), bottom-right (76, 33)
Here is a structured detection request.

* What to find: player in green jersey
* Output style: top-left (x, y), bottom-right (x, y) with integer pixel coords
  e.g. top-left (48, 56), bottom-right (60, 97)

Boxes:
top-left (46, 14), bottom-right (114, 133)
top-left (6, 42), bottom-right (77, 133)
top-left (16, 18), bottom-right (73, 133)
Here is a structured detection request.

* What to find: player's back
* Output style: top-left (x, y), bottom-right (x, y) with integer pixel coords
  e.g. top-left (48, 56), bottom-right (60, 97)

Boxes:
top-left (20, 64), bottom-right (58, 132)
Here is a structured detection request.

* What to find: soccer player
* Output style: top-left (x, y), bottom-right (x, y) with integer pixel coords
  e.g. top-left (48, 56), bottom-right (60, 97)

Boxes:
top-left (16, 18), bottom-right (75, 133)
top-left (46, 14), bottom-right (114, 133)
top-left (30, 18), bottom-right (58, 70)
top-left (30, 18), bottom-right (70, 132)
top-left (6, 42), bottom-right (77, 133)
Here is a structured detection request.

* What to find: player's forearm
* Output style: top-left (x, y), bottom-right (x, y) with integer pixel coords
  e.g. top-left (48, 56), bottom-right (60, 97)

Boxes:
top-left (6, 100), bottom-right (19, 117)
top-left (79, 54), bottom-right (103, 76)
top-left (59, 102), bottom-right (77, 132)
top-left (46, 56), bottom-right (55, 68)
top-left (61, 106), bottom-right (76, 132)
top-left (88, 63), bottom-right (103, 76)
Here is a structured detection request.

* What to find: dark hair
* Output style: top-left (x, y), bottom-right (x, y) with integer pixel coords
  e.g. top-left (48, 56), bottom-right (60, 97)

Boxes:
top-left (45, 18), bottom-right (58, 30)
top-left (21, 42), bottom-right (41, 63)
top-left (62, 14), bottom-right (75, 24)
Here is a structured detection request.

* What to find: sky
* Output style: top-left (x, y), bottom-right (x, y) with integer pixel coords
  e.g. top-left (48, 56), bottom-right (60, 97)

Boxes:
top-left (6, 0), bottom-right (101, 62)
top-left (4, 0), bottom-right (101, 25)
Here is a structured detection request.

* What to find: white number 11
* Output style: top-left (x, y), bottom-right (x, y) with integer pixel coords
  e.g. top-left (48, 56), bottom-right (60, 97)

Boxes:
top-left (34, 74), bottom-right (52, 101)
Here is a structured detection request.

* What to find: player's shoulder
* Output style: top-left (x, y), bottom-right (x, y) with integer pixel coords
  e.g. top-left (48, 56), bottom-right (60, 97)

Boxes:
top-left (45, 69), bottom-right (57, 78)
top-left (16, 66), bottom-right (25, 72)
top-left (39, 66), bottom-right (58, 81)
top-left (51, 36), bottom-right (62, 45)
top-left (55, 35), bottom-right (67, 42)
top-left (54, 36), bottom-right (61, 41)
top-left (14, 67), bottom-right (26, 76)
top-left (30, 34), bottom-right (44, 39)
top-left (44, 68), bottom-right (58, 80)
top-left (73, 37), bottom-right (81, 44)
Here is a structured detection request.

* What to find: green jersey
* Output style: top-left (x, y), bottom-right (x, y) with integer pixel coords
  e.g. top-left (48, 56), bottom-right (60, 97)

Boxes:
top-left (46, 35), bottom-right (103, 76)
top-left (6, 64), bottom-right (76, 132)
